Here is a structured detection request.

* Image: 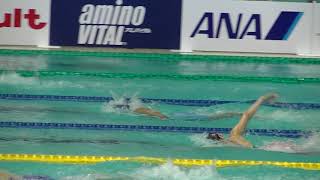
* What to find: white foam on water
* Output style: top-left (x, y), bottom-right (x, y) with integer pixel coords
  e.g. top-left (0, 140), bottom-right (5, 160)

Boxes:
top-left (128, 95), bottom-right (144, 111)
top-left (0, 72), bottom-right (95, 90)
top-left (266, 110), bottom-right (302, 122)
top-left (0, 73), bottom-right (38, 85)
top-left (132, 162), bottom-right (223, 180)
top-left (259, 140), bottom-right (299, 153)
top-left (57, 170), bottom-right (319, 180)
top-left (43, 80), bottom-right (86, 89)
top-left (0, 59), bottom-right (48, 70)
top-left (299, 134), bottom-right (320, 153)
top-left (102, 92), bottom-right (143, 113)
top-left (60, 173), bottom-right (110, 180)
top-left (259, 134), bottom-right (320, 154)
top-left (102, 97), bottom-right (128, 113)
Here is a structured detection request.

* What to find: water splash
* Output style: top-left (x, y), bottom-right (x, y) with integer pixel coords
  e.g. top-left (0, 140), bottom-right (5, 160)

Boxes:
top-left (0, 73), bottom-right (38, 85)
top-left (61, 174), bottom-right (110, 180)
top-left (133, 162), bottom-right (223, 180)
top-left (266, 110), bottom-right (302, 122)
top-left (299, 134), bottom-right (320, 153)
top-left (0, 58), bottom-right (48, 70)
top-left (259, 140), bottom-right (299, 153)
top-left (259, 134), bottom-right (320, 154)
top-left (0, 72), bottom-right (87, 89)
top-left (102, 92), bottom-right (143, 113)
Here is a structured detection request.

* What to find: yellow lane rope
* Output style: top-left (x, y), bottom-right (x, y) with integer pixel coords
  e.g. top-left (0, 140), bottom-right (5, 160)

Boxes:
top-left (0, 154), bottom-right (319, 170)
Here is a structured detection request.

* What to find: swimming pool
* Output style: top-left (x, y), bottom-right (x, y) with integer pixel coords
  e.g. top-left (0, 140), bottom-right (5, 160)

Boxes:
top-left (0, 49), bottom-right (319, 179)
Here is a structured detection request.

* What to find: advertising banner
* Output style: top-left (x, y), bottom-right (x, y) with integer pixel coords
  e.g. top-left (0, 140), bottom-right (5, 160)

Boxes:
top-left (0, 0), bottom-right (50, 46)
top-left (181, 0), bottom-right (313, 54)
top-left (311, 3), bottom-right (320, 55)
top-left (50, 0), bottom-right (181, 49)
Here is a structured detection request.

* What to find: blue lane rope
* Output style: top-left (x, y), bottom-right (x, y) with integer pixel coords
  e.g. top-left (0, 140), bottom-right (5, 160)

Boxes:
top-left (0, 121), bottom-right (313, 138)
top-left (0, 93), bottom-right (319, 110)
top-left (23, 175), bottom-right (52, 180)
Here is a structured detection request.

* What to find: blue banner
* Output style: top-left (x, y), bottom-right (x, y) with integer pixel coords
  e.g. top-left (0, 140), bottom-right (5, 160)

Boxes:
top-left (50, 0), bottom-right (181, 49)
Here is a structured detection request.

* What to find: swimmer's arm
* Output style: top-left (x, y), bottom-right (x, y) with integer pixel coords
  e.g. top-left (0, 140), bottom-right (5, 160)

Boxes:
top-left (231, 97), bottom-right (266, 136)
top-left (0, 171), bottom-right (20, 180)
top-left (229, 93), bottom-right (278, 147)
top-left (231, 94), bottom-right (278, 136)
top-left (229, 136), bottom-right (253, 148)
top-left (133, 107), bottom-right (168, 120)
top-left (208, 112), bottom-right (242, 120)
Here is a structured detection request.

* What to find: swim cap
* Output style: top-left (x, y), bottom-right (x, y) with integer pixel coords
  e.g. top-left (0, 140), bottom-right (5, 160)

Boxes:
top-left (207, 132), bottom-right (223, 141)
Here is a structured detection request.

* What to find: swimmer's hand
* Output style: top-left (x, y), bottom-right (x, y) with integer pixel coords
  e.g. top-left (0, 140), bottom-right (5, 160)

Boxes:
top-left (158, 114), bottom-right (168, 120)
top-left (262, 93), bottom-right (279, 103)
top-left (151, 111), bottom-right (168, 120)
top-left (144, 110), bottom-right (168, 120)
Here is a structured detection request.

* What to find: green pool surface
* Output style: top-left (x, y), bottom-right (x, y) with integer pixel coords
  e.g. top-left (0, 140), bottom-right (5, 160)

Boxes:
top-left (0, 50), bottom-right (319, 179)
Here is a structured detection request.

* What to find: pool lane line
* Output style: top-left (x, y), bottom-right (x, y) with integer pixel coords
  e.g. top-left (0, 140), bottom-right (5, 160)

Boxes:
top-left (23, 175), bottom-right (52, 180)
top-left (0, 49), bottom-right (319, 65)
top-left (0, 153), bottom-right (319, 170)
top-left (0, 136), bottom-right (149, 145)
top-left (1, 70), bottom-right (320, 84)
top-left (0, 93), bottom-right (319, 110)
top-left (0, 121), bottom-right (313, 138)
top-left (0, 136), bottom-right (176, 146)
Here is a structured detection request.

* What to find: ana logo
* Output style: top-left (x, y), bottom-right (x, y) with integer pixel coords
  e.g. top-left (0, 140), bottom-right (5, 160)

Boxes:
top-left (191, 11), bottom-right (303, 40)
top-left (0, 9), bottom-right (46, 29)
top-left (78, 0), bottom-right (151, 46)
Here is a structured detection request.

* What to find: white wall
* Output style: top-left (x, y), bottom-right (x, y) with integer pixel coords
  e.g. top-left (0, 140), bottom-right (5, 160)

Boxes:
top-left (181, 0), bottom-right (313, 54)
top-left (0, 0), bottom-right (50, 46)
top-left (311, 3), bottom-right (320, 55)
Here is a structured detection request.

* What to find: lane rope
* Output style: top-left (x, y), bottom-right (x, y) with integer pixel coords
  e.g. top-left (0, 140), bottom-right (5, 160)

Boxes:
top-left (23, 176), bottom-right (51, 180)
top-left (1, 70), bottom-right (319, 84)
top-left (0, 121), bottom-right (312, 138)
top-left (0, 154), bottom-right (319, 170)
top-left (0, 93), bottom-right (319, 110)
top-left (0, 49), bottom-right (319, 65)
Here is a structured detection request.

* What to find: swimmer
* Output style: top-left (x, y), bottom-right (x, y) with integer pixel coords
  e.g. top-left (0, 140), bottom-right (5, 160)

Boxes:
top-left (0, 171), bottom-right (45, 180)
top-left (206, 93), bottom-right (305, 153)
top-left (0, 171), bottom-right (20, 180)
top-left (112, 99), bottom-right (243, 121)
top-left (112, 99), bottom-right (168, 120)
top-left (112, 97), bottom-right (244, 121)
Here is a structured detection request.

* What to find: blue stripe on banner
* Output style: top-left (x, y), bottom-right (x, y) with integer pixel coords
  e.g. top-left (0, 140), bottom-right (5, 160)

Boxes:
top-left (0, 94), bottom-right (319, 110)
top-left (282, 12), bottom-right (303, 40)
top-left (0, 121), bottom-right (314, 138)
top-left (265, 11), bottom-right (302, 40)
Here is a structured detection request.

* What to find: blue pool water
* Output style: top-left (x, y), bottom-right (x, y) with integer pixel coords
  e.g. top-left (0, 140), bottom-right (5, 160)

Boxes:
top-left (0, 51), bottom-right (319, 179)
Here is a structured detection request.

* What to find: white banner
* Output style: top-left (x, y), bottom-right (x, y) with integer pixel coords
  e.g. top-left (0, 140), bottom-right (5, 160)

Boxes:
top-left (311, 3), bottom-right (320, 55)
top-left (0, 0), bottom-right (50, 46)
top-left (181, 0), bottom-right (313, 54)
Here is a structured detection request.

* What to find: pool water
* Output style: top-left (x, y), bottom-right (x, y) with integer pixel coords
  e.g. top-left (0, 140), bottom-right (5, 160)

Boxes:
top-left (0, 50), bottom-right (319, 179)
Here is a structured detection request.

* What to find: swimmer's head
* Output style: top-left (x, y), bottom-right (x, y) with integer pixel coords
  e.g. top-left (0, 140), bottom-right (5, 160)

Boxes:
top-left (112, 104), bottom-right (130, 110)
top-left (207, 132), bottom-right (224, 141)
top-left (111, 98), bottom-right (131, 110)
